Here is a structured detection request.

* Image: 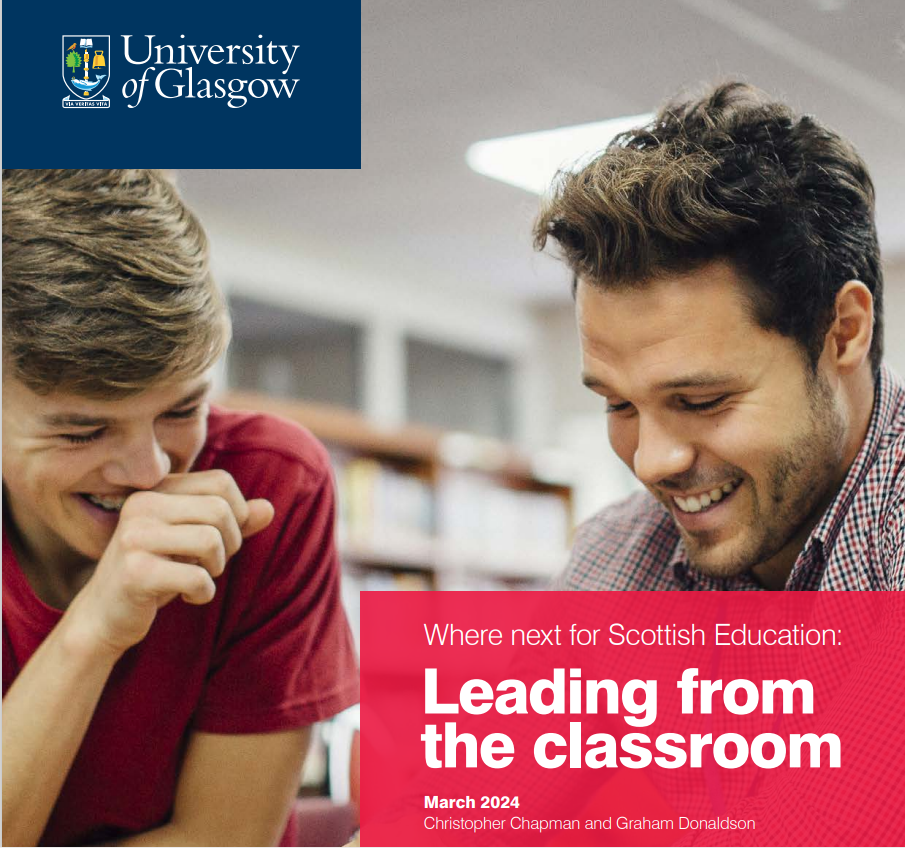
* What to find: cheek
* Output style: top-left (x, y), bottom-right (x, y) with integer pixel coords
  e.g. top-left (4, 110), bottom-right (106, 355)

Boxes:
top-left (607, 417), bottom-right (638, 467)
top-left (704, 408), bottom-right (796, 473)
top-left (163, 422), bottom-right (207, 468)
top-left (179, 419), bottom-right (207, 465)
top-left (1, 453), bottom-right (25, 488)
top-left (4, 451), bottom-right (80, 503)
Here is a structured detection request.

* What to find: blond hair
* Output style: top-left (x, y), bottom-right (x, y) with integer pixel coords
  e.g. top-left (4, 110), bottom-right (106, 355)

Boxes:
top-left (2, 169), bottom-right (230, 397)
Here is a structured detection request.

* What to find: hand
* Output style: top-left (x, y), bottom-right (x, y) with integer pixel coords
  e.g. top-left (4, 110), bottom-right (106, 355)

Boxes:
top-left (69, 470), bottom-right (274, 658)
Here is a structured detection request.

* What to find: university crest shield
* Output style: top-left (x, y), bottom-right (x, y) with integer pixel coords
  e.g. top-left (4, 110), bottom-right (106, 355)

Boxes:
top-left (62, 36), bottom-right (111, 108)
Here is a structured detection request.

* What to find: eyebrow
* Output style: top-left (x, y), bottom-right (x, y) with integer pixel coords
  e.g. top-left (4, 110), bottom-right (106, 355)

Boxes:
top-left (581, 371), bottom-right (741, 393)
top-left (40, 382), bottom-right (212, 429)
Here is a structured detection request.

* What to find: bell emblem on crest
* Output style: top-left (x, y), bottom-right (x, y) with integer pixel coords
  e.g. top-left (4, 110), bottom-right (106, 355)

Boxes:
top-left (93, 51), bottom-right (105, 68)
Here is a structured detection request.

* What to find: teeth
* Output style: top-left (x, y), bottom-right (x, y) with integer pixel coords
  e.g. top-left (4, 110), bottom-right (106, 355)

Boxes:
top-left (85, 494), bottom-right (128, 512)
top-left (672, 479), bottom-right (741, 514)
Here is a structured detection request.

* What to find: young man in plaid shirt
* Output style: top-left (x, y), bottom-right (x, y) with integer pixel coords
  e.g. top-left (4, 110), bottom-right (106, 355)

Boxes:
top-left (535, 81), bottom-right (903, 591)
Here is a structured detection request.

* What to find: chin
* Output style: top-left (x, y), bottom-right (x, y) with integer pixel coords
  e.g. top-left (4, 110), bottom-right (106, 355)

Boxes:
top-left (687, 558), bottom-right (748, 580)
top-left (68, 529), bottom-right (113, 563)
top-left (684, 538), bottom-right (760, 580)
top-left (690, 562), bottom-right (754, 581)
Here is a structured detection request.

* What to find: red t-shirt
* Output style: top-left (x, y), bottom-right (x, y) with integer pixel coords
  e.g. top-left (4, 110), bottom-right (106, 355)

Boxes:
top-left (2, 407), bottom-right (360, 846)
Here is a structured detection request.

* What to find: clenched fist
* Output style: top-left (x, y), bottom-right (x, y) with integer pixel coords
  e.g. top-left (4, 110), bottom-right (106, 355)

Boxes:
top-left (69, 469), bottom-right (274, 657)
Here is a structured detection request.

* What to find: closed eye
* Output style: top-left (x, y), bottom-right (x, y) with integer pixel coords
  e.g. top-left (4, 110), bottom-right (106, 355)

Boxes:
top-left (163, 405), bottom-right (201, 420)
top-left (606, 401), bottom-right (633, 414)
top-left (679, 395), bottom-right (729, 411)
top-left (62, 429), bottom-right (105, 444)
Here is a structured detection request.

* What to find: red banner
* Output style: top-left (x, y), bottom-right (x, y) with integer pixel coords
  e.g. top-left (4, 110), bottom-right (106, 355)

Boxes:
top-left (361, 591), bottom-right (904, 846)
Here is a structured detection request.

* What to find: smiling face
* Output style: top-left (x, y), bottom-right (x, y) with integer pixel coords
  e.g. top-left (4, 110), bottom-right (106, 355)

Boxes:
top-left (577, 260), bottom-right (857, 588)
top-left (2, 374), bottom-right (212, 574)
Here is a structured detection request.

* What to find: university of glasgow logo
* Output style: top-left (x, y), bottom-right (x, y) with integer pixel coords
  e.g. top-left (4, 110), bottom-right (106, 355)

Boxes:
top-left (62, 36), bottom-right (111, 108)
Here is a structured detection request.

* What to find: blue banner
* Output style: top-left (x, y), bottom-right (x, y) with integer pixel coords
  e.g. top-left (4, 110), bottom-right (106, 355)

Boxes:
top-left (4, 1), bottom-right (361, 166)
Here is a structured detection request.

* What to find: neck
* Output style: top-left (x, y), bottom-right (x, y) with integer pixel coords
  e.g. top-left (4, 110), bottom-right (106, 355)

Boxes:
top-left (3, 495), bottom-right (94, 609)
top-left (842, 366), bottom-right (877, 469)
top-left (751, 520), bottom-right (817, 590)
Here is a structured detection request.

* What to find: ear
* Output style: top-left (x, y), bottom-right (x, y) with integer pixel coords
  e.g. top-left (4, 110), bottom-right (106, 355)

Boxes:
top-left (824, 281), bottom-right (873, 374)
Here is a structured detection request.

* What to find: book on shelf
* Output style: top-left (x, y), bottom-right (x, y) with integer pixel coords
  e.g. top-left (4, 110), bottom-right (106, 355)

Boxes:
top-left (330, 452), bottom-right (434, 555)
top-left (434, 469), bottom-right (570, 575)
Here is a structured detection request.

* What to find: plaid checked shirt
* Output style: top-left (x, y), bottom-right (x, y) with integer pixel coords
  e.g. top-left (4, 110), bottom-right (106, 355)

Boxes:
top-left (557, 364), bottom-right (905, 592)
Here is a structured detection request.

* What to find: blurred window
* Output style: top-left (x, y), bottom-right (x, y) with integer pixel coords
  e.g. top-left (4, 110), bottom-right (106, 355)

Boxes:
top-left (227, 295), bottom-right (362, 410)
top-left (405, 337), bottom-right (513, 439)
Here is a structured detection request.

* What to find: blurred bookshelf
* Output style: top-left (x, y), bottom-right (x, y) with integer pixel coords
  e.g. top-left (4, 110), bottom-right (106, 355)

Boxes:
top-left (217, 391), bottom-right (574, 612)
top-left (217, 390), bottom-right (571, 805)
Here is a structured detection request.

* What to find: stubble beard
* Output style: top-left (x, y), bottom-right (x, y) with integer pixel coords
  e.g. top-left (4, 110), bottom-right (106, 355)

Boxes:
top-left (684, 371), bottom-right (848, 580)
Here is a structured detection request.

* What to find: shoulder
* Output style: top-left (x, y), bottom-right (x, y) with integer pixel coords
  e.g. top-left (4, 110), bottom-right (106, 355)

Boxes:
top-left (199, 405), bottom-right (333, 500)
top-left (876, 378), bottom-right (905, 585)
top-left (879, 418), bottom-right (905, 505)
top-left (849, 367), bottom-right (905, 587)
top-left (555, 491), bottom-right (679, 590)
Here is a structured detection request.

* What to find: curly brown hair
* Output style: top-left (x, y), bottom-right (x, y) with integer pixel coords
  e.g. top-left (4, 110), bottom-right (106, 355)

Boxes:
top-left (534, 82), bottom-right (883, 376)
top-left (2, 169), bottom-right (230, 397)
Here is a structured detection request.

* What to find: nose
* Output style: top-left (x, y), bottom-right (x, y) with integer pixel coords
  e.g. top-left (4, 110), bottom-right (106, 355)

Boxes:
top-left (632, 414), bottom-right (696, 487)
top-left (104, 428), bottom-right (172, 490)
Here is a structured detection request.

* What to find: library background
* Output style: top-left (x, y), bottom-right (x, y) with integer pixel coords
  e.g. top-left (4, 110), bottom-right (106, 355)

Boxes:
top-left (172, 9), bottom-right (905, 833)
top-left (175, 166), bottom-right (645, 842)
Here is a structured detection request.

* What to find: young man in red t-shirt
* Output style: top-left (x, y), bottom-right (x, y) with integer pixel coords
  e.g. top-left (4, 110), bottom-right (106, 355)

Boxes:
top-left (2, 169), bottom-right (359, 846)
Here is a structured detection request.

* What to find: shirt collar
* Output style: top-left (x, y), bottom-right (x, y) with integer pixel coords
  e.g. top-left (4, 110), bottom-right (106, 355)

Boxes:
top-left (786, 365), bottom-right (899, 587)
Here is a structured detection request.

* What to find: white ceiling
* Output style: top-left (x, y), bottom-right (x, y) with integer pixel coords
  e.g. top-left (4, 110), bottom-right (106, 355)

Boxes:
top-left (178, 0), bottom-right (905, 305)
